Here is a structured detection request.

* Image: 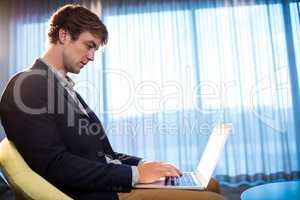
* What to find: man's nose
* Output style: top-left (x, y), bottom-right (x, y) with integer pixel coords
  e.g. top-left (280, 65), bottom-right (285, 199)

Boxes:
top-left (87, 50), bottom-right (95, 61)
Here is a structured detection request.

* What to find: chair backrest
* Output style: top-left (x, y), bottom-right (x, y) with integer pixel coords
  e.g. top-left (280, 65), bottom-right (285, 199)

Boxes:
top-left (0, 137), bottom-right (73, 200)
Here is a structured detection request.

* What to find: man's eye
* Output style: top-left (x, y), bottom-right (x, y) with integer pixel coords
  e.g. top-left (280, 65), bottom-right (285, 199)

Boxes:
top-left (86, 44), bottom-right (93, 49)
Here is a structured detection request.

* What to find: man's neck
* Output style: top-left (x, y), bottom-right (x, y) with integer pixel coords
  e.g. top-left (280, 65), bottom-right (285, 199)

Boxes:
top-left (41, 45), bottom-right (67, 75)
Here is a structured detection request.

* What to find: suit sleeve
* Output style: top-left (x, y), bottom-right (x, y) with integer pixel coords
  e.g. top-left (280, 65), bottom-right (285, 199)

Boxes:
top-left (114, 152), bottom-right (142, 166)
top-left (0, 73), bottom-right (132, 192)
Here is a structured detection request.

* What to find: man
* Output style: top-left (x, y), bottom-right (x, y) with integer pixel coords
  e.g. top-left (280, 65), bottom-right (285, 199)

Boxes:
top-left (0, 4), bottom-right (224, 200)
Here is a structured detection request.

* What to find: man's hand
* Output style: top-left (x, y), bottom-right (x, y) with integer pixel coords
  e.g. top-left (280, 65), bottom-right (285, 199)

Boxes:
top-left (137, 161), bottom-right (182, 183)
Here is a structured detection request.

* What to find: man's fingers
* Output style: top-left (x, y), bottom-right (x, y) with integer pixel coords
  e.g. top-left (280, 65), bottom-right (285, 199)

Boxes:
top-left (175, 168), bottom-right (183, 176)
top-left (167, 164), bottom-right (182, 175)
top-left (161, 167), bottom-right (180, 177)
top-left (173, 166), bottom-right (183, 175)
top-left (168, 164), bottom-right (182, 175)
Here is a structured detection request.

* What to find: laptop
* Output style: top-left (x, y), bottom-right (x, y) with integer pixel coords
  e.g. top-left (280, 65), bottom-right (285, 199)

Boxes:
top-left (134, 123), bottom-right (232, 190)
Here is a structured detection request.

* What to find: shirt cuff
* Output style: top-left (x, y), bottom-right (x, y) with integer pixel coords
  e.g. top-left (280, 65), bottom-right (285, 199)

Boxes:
top-left (131, 166), bottom-right (139, 186)
top-left (137, 159), bottom-right (145, 166)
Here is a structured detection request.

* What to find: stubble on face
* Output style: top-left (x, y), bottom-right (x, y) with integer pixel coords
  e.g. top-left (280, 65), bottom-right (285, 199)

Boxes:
top-left (62, 32), bottom-right (102, 74)
top-left (62, 42), bottom-right (83, 74)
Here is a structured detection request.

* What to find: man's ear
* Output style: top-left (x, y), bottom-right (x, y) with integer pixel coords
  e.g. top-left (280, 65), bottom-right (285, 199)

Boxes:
top-left (58, 29), bottom-right (70, 44)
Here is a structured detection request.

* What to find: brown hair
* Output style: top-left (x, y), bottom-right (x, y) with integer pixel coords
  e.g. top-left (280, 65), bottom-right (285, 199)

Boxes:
top-left (47, 4), bottom-right (108, 45)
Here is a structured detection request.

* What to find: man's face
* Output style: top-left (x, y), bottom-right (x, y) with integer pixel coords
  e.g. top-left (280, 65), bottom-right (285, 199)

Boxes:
top-left (62, 31), bottom-right (102, 74)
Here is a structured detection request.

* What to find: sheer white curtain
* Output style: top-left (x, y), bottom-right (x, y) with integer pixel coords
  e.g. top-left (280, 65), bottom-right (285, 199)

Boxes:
top-left (102, 0), bottom-right (300, 185)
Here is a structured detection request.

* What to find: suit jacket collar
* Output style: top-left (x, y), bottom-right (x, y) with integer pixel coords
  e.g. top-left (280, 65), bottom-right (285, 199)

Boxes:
top-left (32, 59), bottom-right (111, 154)
top-left (31, 58), bottom-right (90, 119)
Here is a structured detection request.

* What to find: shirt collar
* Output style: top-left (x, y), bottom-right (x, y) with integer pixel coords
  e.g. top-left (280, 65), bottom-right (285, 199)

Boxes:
top-left (39, 58), bottom-right (75, 90)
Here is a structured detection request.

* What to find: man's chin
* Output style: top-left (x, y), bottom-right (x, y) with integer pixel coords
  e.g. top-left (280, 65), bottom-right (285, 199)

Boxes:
top-left (74, 69), bottom-right (81, 74)
top-left (65, 65), bottom-right (81, 74)
top-left (69, 68), bottom-right (81, 74)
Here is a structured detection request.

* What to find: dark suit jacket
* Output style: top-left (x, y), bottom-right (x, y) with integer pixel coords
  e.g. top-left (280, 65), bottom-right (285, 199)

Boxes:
top-left (0, 59), bottom-right (142, 200)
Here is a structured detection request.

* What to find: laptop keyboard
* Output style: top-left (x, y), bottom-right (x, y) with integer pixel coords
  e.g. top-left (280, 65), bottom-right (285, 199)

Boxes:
top-left (165, 173), bottom-right (197, 186)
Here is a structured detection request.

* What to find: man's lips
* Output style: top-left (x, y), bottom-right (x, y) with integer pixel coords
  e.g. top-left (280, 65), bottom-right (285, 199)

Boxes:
top-left (80, 62), bottom-right (87, 67)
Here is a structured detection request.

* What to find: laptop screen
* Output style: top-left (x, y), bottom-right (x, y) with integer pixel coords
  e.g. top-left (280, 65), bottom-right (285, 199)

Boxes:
top-left (195, 123), bottom-right (232, 187)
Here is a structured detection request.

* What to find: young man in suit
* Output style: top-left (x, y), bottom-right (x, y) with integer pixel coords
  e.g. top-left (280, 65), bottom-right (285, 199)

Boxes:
top-left (0, 4), bottom-right (224, 200)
